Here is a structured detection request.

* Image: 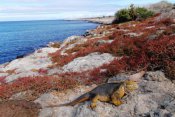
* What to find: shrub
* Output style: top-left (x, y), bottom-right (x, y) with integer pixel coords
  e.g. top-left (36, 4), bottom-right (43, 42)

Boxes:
top-left (113, 5), bottom-right (154, 23)
top-left (129, 4), bottom-right (137, 20)
top-left (114, 9), bottom-right (131, 23)
top-left (135, 7), bottom-right (154, 20)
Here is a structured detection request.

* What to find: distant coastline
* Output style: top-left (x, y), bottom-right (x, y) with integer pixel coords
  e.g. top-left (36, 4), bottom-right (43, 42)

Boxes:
top-left (78, 16), bottom-right (115, 24)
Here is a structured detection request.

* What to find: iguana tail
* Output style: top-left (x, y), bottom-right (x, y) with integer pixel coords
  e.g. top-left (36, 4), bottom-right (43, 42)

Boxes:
top-left (44, 93), bottom-right (91, 108)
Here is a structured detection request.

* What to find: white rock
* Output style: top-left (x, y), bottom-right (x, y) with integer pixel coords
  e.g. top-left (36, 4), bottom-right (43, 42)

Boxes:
top-left (60, 36), bottom-right (85, 49)
top-left (47, 68), bottom-right (62, 75)
top-left (5, 71), bottom-right (40, 83)
top-left (63, 52), bottom-right (115, 72)
top-left (0, 73), bottom-right (8, 77)
top-left (60, 36), bottom-right (87, 55)
top-left (4, 47), bottom-right (57, 72)
top-left (124, 32), bottom-right (143, 37)
top-left (145, 26), bottom-right (155, 29)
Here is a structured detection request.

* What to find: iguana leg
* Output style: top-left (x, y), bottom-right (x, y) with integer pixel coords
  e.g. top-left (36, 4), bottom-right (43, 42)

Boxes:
top-left (90, 95), bottom-right (99, 109)
top-left (111, 84), bottom-right (125, 106)
top-left (90, 95), bottom-right (110, 109)
top-left (112, 98), bottom-right (123, 106)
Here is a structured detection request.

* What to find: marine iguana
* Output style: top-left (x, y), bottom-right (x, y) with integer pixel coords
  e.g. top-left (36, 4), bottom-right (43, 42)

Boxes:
top-left (45, 71), bottom-right (145, 109)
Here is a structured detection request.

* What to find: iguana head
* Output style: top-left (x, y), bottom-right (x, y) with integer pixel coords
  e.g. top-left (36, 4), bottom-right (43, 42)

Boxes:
top-left (124, 71), bottom-right (145, 92)
top-left (124, 80), bottom-right (138, 92)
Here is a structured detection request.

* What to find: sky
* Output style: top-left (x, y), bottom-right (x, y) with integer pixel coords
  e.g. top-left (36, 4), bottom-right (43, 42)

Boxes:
top-left (0, 0), bottom-right (174, 21)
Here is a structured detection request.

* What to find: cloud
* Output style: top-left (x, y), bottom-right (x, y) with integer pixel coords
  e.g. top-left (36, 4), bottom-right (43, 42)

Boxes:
top-left (0, 0), bottom-right (174, 21)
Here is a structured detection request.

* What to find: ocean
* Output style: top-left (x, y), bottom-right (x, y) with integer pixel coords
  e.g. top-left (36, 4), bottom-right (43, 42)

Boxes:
top-left (0, 20), bottom-right (98, 64)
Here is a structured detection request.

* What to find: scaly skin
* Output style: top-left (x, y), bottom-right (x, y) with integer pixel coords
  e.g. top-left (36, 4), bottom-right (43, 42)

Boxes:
top-left (45, 80), bottom-right (139, 109)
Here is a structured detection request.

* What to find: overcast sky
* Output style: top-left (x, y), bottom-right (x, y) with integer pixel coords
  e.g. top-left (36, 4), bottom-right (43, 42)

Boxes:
top-left (0, 0), bottom-right (174, 21)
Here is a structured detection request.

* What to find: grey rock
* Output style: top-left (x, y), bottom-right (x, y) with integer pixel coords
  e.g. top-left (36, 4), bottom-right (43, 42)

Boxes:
top-left (140, 109), bottom-right (174, 117)
top-left (5, 71), bottom-right (40, 83)
top-left (95, 40), bottom-right (113, 46)
top-left (47, 68), bottom-right (62, 75)
top-left (148, 34), bottom-right (158, 40)
top-left (124, 32), bottom-right (143, 38)
top-left (63, 52), bottom-right (115, 72)
top-left (60, 36), bottom-right (84, 49)
top-left (108, 73), bottom-right (129, 83)
top-left (9, 90), bottom-right (33, 100)
top-left (156, 30), bottom-right (165, 35)
top-left (35, 71), bottom-right (175, 117)
top-left (145, 26), bottom-right (156, 29)
top-left (156, 9), bottom-right (175, 21)
top-left (144, 71), bottom-right (168, 82)
top-left (170, 24), bottom-right (175, 29)
top-left (0, 73), bottom-right (8, 77)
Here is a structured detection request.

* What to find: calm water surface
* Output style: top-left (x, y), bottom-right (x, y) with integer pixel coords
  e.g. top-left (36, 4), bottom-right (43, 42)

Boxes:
top-left (0, 20), bottom-right (98, 64)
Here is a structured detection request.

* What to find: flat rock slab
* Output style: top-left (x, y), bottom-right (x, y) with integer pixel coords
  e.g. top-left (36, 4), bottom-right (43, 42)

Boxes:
top-left (63, 52), bottom-right (115, 72)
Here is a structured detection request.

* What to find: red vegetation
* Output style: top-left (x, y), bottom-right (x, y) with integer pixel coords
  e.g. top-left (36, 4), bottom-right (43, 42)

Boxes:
top-left (1, 16), bottom-right (174, 100)
top-left (49, 17), bottom-right (174, 81)
top-left (38, 68), bottom-right (48, 74)
top-left (0, 76), bottom-right (6, 84)
top-left (0, 76), bottom-right (77, 100)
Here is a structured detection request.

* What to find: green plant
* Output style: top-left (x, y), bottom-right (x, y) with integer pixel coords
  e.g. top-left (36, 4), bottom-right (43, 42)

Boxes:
top-left (135, 7), bottom-right (154, 20)
top-left (129, 4), bottom-right (137, 20)
top-left (114, 9), bottom-right (131, 23)
top-left (113, 4), bottom-right (154, 23)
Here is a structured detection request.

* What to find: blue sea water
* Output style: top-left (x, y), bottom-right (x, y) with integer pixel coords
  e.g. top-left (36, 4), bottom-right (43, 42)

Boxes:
top-left (0, 20), bottom-right (98, 64)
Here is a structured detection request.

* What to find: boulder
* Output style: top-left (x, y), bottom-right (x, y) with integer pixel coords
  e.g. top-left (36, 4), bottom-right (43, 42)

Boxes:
top-left (63, 52), bottom-right (115, 72)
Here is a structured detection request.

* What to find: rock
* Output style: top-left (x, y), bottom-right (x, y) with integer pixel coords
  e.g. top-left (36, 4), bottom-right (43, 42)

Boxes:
top-left (149, 109), bottom-right (174, 117)
top-left (156, 9), bottom-right (175, 21)
top-left (47, 68), bottom-right (62, 75)
top-left (124, 32), bottom-right (143, 38)
top-left (108, 73), bottom-right (129, 83)
top-left (108, 71), bottom-right (145, 83)
top-left (149, 1), bottom-right (174, 13)
top-left (60, 36), bottom-right (87, 55)
top-left (35, 71), bottom-right (175, 117)
top-left (4, 47), bottom-right (57, 72)
top-left (48, 42), bottom-right (62, 48)
top-left (170, 24), bottom-right (175, 29)
top-left (144, 71), bottom-right (168, 82)
top-left (1, 47), bottom-right (57, 83)
top-left (83, 31), bottom-right (92, 36)
top-left (156, 30), bottom-right (165, 35)
top-left (0, 73), bottom-right (8, 77)
top-left (9, 90), bottom-right (35, 101)
top-left (60, 36), bottom-right (85, 48)
top-left (148, 34), bottom-right (158, 40)
top-left (145, 26), bottom-right (156, 29)
top-left (5, 71), bottom-right (40, 83)
top-left (134, 93), bottom-right (159, 114)
top-left (95, 40), bottom-right (113, 46)
top-left (163, 100), bottom-right (175, 113)
top-left (140, 109), bottom-right (174, 117)
top-left (82, 16), bottom-right (115, 25)
top-left (63, 52), bottom-right (115, 72)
